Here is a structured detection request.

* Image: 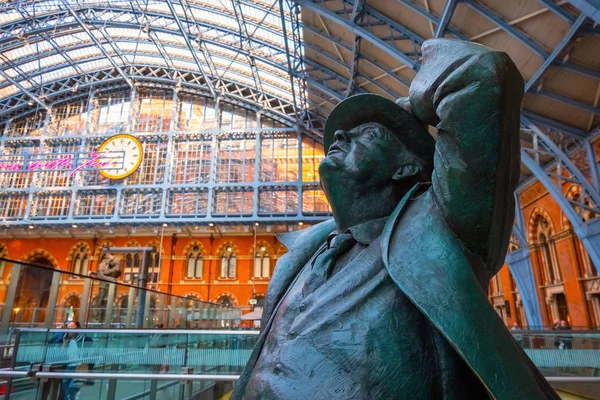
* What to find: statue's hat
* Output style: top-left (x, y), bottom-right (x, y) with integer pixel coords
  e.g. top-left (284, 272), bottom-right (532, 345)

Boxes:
top-left (324, 93), bottom-right (435, 168)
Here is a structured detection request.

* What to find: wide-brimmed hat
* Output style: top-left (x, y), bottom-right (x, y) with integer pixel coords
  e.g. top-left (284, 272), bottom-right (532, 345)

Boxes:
top-left (324, 93), bottom-right (435, 168)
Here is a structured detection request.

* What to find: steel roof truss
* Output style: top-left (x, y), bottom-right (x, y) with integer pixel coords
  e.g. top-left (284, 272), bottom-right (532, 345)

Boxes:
top-left (64, 2), bottom-right (134, 88)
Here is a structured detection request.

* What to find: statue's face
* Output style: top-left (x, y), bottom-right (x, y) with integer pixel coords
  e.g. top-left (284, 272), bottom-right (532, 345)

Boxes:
top-left (319, 122), bottom-right (404, 191)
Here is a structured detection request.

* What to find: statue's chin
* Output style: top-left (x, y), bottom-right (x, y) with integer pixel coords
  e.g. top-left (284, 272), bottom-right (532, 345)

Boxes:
top-left (319, 155), bottom-right (343, 173)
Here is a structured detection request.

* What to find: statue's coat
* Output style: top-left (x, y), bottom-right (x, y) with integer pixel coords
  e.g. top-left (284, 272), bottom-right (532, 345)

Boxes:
top-left (233, 39), bottom-right (559, 400)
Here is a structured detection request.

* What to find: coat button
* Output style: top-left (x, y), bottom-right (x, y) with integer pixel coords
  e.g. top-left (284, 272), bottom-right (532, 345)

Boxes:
top-left (289, 330), bottom-right (298, 338)
top-left (299, 303), bottom-right (306, 312)
top-left (274, 363), bottom-right (283, 374)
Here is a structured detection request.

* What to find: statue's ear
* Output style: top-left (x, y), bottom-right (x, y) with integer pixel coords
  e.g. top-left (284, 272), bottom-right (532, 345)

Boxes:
top-left (392, 163), bottom-right (422, 182)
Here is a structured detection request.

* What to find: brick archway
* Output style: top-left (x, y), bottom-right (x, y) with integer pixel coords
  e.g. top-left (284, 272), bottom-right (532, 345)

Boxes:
top-left (215, 291), bottom-right (238, 306)
top-left (20, 248), bottom-right (60, 269)
top-left (528, 207), bottom-right (556, 243)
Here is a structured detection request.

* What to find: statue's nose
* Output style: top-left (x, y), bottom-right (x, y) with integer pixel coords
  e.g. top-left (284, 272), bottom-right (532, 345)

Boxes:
top-left (334, 130), bottom-right (350, 143)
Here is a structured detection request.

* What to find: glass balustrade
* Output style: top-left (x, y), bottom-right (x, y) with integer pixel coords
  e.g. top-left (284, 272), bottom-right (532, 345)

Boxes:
top-left (513, 330), bottom-right (600, 379)
top-left (6, 328), bottom-right (258, 400)
top-left (0, 259), bottom-right (241, 339)
top-left (0, 329), bottom-right (597, 399)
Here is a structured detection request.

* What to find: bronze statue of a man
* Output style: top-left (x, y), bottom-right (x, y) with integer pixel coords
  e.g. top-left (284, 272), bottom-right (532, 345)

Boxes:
top-left (92, 252), bottom-right (122, 322)
top-left (233, 39), bottom-right (558, 399)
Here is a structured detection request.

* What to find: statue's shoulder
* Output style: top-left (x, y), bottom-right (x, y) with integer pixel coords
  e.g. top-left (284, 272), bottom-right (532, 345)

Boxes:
top-left (276, 219), bottom-right (336, 252)
top-left (383, 188), bottom-right (469, 269)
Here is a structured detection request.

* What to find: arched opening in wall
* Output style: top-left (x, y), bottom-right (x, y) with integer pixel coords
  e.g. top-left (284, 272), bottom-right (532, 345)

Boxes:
top-left (15, 256), bottom-right (54, 326)
top-left (63, 295), bottom-right (80, 324)
top-left (220, 246), bottom-right (236, 279)
top-left (569, 193), bottom-right (598, 278)
top-left (124, 252), bottom-right (142, 285)
top-left (590, 293), bottom-right (600, 328)
top-left (555, 293), bottom-right (570, 325)
top-left (217, 296), bottom-right (234, 308)
top-left (148, 245), bottom-right (160, 284)
top-left (70, 246), bottom-right (89, 277)
top-left (533, 214), bottom-right (562, 285)
top-left (532, 211), bottom-right (566, 326)
top-left (508, 271), bottom-right (527, 328)
top-left (538, 233), bottom-right (557, 284)
top-left (0, 244), bottom-right (7, 281)
top-left (186, 246), bottom-right (203, 279)
top-left (566, 191), bottom-right (600, 328)
top-left (255, 296), bottom-right (265, 309)
top-left (117, 295), bottom-right (131, 326)
top-left (254, 246), bottom-right (270, 279)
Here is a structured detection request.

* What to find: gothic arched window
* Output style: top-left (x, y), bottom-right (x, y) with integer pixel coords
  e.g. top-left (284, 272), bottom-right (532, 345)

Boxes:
top-left (254, 246), bottom-right (270, 278)
top-left (187, 246), bottom-right (203, 279)
top-left (535, 215), bottom-right (561, 285)
top-left (220, 246), bottom-right (236, 279)
top-left (572, 193), bottom-right (598, 277)
top-left (71, 246), bottom-right (89, 277)
top-left (148, 245), bottom-right (159, 283)
top-left (217, 295), bottom-right (234, 308)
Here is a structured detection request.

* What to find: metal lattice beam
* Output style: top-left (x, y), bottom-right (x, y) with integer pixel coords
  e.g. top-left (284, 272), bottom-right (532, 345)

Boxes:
top-left (64, 2), bottom-right (134, 88)
top-left (0, 69), bottom-right (50, 112)
top-left (294, 0), bottom-right (420, 70)
top-left (525, 13), bottom-right (587, 92)
top-left (434, 0), bottom-right (458, 38)
top-left (164, 0), bottom-right (217, 99)
top-left (344, 0), bottom-right (364, 97)
top-left (565, 0), bottom-right (600, 23)
top-left (0, 65), bottom-right (297, 127)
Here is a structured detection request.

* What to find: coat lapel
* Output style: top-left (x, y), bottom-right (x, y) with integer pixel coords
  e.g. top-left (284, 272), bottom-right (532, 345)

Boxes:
top-left (231, 219), bottom-right (336, 399)
top-left (381, 189), bottom-right (554, 400)
top-left (263, 219), bottom-right (336, 323)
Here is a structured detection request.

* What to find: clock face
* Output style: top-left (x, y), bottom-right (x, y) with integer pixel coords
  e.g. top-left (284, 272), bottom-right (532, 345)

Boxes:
top-left (98, 134), bottom-right (143, 180)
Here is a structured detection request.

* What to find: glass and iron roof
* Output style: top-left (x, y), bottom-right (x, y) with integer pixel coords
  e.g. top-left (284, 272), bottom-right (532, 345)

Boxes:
top-left (0, 0), bottom-right (312, 131)
top-left (0, 0), bottom-right (598, 159)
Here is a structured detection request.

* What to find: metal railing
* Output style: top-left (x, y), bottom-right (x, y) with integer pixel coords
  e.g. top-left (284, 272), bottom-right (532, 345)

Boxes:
top-left (0, 328), bottom-right (598, 399)
top-left (0, 259), bottom-right (241, 337)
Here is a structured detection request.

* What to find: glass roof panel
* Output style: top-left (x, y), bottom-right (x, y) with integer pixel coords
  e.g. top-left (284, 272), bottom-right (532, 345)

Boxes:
top-left (0, 0), bottom-right (308, 122)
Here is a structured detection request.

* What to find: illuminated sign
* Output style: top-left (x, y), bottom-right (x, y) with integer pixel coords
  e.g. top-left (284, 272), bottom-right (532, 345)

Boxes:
top-left (0, 134), bottom-right (144, 179)
top-left (0, 151), bottom-right (123, 177)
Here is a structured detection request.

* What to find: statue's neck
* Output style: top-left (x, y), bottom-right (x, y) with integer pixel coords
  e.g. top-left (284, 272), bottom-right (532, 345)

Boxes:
top-left (328, 186), bottom-right (399, 232)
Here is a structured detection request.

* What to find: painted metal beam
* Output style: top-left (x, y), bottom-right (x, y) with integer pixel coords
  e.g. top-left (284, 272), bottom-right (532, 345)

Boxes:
top-left (294, 0), bottom-right (418, 70)
top-left (0, 69), bottom-right (50, 112)
top-left (465, 0), bottom-right (548, 57)
top-left (345, 0), bottom-right (364, 96)
top-left (434, 0), bottom-right (458, 38)
top-left (394, 0), bottom-right (468, 39)
top-left (230, 0), bottom-right (266, 98)
top-left (507, 194), bottom-right (544, 328)
top-left (536, 0), bottom-right (576, 22)
top-left (278, 0), bottom-right (299, 117)
top-left (521, 110), bottom-right (587, 138)
top-left (303, 42), bottom-right (396, 98)
top-left (0, 65), bottom-right (297, 127)
top-left (164, 0), bottom-right (217, 99)
top-left (565, 0), bottom-right (600, 23)
top-left (0, 29), bottom-right (290, 90)
top-left (302, 22), bottom-right (411, 88)
top-left (64, 3), bottom-right (134, 89)
top-left (536, 88), bottom-right (600, 115)
top-left (522, 150), bottom-right (600, 267)
top-left (525, 13), bottom-right (587, 92)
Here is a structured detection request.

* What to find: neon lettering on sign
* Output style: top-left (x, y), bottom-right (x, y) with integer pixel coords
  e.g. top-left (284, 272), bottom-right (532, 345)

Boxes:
top-left (0, 151), bottom-right (120, 176)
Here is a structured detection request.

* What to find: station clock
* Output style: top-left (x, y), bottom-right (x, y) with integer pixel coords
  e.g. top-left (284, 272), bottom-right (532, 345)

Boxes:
top-left (98, 134), bottom-right (143, 180)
